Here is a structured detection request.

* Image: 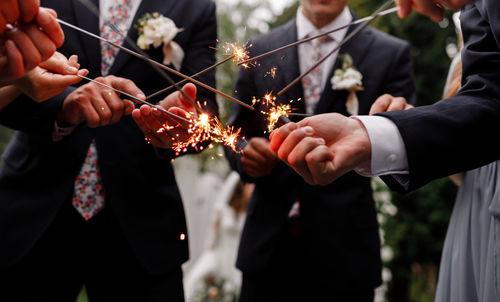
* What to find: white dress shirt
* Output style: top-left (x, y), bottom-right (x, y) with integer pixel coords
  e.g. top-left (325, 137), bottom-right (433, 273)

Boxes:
top-left (296, 6), bottom-right (352, 98)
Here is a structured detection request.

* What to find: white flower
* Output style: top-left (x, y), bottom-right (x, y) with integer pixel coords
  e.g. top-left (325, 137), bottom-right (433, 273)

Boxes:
top-left (137, 35), bottom-right (149, 50)
top-left (136, 14), bottom-right (181, 50)
top-left (331, 67), bottom-right (363, 90)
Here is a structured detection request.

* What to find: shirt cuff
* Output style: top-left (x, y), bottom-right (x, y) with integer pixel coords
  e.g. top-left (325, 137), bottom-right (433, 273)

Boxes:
top-left (352, 115), bottom-right (409, 177)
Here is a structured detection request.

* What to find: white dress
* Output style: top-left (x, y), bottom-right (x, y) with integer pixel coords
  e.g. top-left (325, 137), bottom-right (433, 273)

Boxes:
top-left (184, 172), bottom-right (246, 302)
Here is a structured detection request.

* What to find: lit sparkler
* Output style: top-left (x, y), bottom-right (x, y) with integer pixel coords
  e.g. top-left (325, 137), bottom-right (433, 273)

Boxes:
top-left (147, 42), bottom-right (251, 99)
top-left (251, 93), bottom-right (298, 132)
top-left (156, 113), bottom-right (243, 155)
top-left (238, 6), bottom-right (399, 67)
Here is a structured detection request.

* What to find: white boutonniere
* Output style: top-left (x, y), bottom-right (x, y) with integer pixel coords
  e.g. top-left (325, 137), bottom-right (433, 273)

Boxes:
top-left (331, 54), bottom-right (364, 115)
top-left (135, 12), bottom-right (184, 70)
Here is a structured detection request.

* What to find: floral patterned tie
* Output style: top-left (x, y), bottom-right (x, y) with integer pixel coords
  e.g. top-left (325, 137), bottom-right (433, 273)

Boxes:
top-left (100, 0), bottom-right (134, 76)
top-left (72, 141), bottom-right (105, 220)
top-left (72, 0), bottom-right (133, 220)
top-left (301, 35), bottom-right (334, 114)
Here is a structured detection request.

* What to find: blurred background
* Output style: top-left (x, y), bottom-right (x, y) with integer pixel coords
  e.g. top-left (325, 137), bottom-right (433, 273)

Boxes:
top-left (0, 0), bottom-right (460, 301)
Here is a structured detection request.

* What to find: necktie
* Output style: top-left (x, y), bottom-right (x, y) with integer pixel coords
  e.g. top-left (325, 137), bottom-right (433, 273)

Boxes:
top-left (301, 35), bottom-right (333, 114)
top-left (72, 0), bottom-right (133, 220)
top-left (100, 0), bottom-right (134, 76)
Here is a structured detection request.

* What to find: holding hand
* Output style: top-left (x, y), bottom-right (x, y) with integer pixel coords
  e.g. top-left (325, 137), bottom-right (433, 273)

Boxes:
top-left (369, 94), bottom-right (413, 115)
top-left (270, 114), bottom-right (371, 186)
top-left (58, 76), bottom-right (144, 128)
top-left (241, 137), bottom-right (279, 178)
top-left (396, 0), bottom-right (474, 22)
top-left (132, 83), bottom-right (197, 148)
top-left (0, 7), bottom-right (64, 83)
top-left (14, 52), bottom-right (88, 102)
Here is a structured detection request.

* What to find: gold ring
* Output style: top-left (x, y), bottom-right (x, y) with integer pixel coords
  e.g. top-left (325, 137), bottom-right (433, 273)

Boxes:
top-left (101, 107), bottom-right (105, 111)
top-left (108, 91), bottom-right (113, 96)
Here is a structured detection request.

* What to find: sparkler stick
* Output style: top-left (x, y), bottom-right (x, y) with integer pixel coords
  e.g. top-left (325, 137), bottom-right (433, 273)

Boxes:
top-left (57, 18), bottom-right (255, 111)
top-left (77, 74), bottom-right (193, 124)
top-left (238, 6), bottom-right (398, 67)
top-left (277, 0), bottom-right (395, 97)
top-left (147, 55), bottom-right (235, 100)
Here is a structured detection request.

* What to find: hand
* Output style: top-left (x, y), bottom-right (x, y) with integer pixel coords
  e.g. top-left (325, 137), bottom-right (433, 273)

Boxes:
top-left (396, 0), bottom-right (474, 22)
top-left (0, 7), bottom-right (64, 82)
top-left (0, 0), bottom-right (40, 33)
top-left (13, 52), bottom-right (88, 102)
top-left (58, 75), bottom-right (145, 127)
top-left (369, 94), bottom-right (413, 115)
top-left (269, 113), bottom-right (371, 186)
top-left (241, 137), bottom-right (279, 178)
top-left (132, 83), bottom-right (197, 148)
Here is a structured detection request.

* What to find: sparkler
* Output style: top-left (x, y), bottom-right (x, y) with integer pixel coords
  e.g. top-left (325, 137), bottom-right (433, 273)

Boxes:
top-left (157, 113), bottom-right (243, 155)
top-left (147, 42), bottom-right (250, 100)
top-left (277, 0), bottom-right (395, 97)
top-left (238, 6), bottom-right (399, 67)
top-left (57, 18), bottom-right (255, 111)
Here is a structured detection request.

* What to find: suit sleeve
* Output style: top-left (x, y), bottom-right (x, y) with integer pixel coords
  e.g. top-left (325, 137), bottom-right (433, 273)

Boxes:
top-left (378, 0), bottom-right (500, 192)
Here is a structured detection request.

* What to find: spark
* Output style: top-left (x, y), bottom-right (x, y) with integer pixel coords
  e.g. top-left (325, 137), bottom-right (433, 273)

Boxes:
top-left (155, 113), bottom-right (243, 154)
top-left (264, 67), bottom-right (278, 79)
top-left (223, 42), bottom-right (251, 68)
top-left (252, 92), bottom-right (295, 132)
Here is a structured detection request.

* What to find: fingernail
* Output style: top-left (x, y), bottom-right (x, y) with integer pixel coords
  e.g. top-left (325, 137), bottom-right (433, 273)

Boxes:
top-left (67, 66), bottom-right (78, 74)
top-left (303, 126), bottom-right (314, 135)
top-left (317, 138), bottom-right (325, 144)
top-left (137, 93), bottom-right (146, 100)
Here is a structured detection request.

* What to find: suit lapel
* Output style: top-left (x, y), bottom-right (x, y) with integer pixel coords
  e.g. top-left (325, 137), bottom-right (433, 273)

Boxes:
top-left (275, 19), bottom-right (305, 118)
top-left (109, 0), bottom-right (178, 75)
top-left (314, 19), bottom-right (375, 115)
top-left (72, 0), bottom-right (101, 74)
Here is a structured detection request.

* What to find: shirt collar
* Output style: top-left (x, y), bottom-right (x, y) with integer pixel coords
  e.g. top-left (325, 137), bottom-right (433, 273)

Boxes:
top-left (296, 6), bottom-right (352, 41)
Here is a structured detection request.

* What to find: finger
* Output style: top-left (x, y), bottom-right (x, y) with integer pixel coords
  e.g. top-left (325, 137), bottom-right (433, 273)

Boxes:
top-left (404, 103), bottom-right (414, 110)
top-left (140, 105), bottom-right (168, 133)
top-left (18, 0), bottom-right (39, 23)
top-left (40, 53), bottom-right (80, 75)
top-left (154, 106), bottom-right (192, 129)
top-left (386, 97), bottom-right (407, 112)
top-left (306, 145), bottom-right (336, 185)
top-left (123, 100), bottom-right (135, 115)
top-left (2, 0), bottom-right (20, 24)
top-left (269, 122), bottom-right (299, 152)
top-left (21, 23), bottom-right (56, 62)
top-left (396, 0), bottom-right (412, 18)
top-left (4, 39), bottom-right (24, 80)
top-left (249, 138), bottom-right (277, 161)
top-left (68, 55), bottom-right (80, 68)
top-left (369, 94), bottom-right (391, 115)
top-left (179, 83), bottom-right (197, 109)
top-left (413, 0), bottom-right (445, 21)
top-left (159, 83), bottom-right (197, 113)
top-left (242, 144), bottom-right (268, 165)
top-left (81, 96), bottom-right (101, 128)
top-left (90, 94), bottom-right (111, 127)
top-left (0, 15), bottom-right (7, 35)
top-left (37, 71), bottom-right (87, 89)
top-left (276, 126), bottom-right (315, 163)
top-left (101, 89), bottom-right (125, 125)
top-left (7, 28), bottom-right (42, 71)
top-left (108, 76), bottom-right (146, 100)
top-left (287, 137), bottom-right (327, 184)
top-left (36, 7), bottom-right (64, 48)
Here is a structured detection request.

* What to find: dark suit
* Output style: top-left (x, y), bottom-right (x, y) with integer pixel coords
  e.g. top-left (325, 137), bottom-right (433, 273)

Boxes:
top-left (380, 0), bottom-right (500, 192)
top-left (225, 15), bottom-right (415, 302)
top-left (0, 0), bottom-right (217, 300)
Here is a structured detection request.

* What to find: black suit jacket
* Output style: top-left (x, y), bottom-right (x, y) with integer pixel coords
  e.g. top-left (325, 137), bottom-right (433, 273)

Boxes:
top-left (225, 16), bottom-right (415, 289)
top-left (380, 0), bottom-right (500, 192)
top-left (0, 0), bottom-right (217, 275)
